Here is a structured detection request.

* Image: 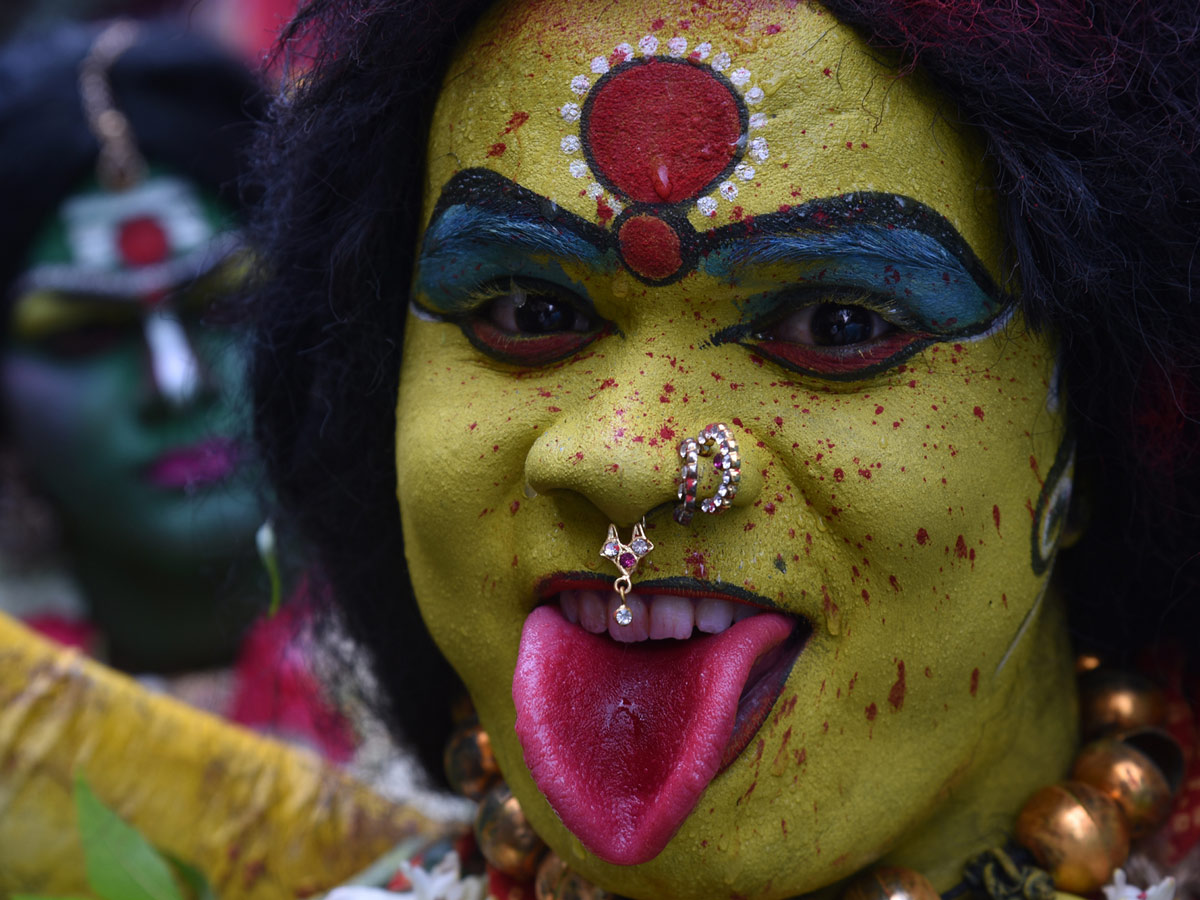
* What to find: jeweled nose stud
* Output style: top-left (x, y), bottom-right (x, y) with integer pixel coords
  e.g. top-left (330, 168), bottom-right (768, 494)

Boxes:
top-left (599, 521), bottom-right (653, 626)
top-left (675, 422), bottom-right (741, 525)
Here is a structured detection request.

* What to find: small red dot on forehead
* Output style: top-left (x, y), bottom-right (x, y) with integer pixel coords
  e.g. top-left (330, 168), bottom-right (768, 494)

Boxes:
top-left (117, 216), bottom-right (170, 267)
top-left (585, 60), bottom-right (742, 205)
top-left (618, 214), bottom-right (682, 281)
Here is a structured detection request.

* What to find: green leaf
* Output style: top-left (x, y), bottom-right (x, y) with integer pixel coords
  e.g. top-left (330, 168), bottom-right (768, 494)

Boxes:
top-left (73, 776), bottom-right (184, 900)
top-left (164, 856), bottom-right (216, 900)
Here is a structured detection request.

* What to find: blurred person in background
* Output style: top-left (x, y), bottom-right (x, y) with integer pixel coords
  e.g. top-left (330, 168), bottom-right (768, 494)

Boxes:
top-left (0, 19), bottom-right (353, 760)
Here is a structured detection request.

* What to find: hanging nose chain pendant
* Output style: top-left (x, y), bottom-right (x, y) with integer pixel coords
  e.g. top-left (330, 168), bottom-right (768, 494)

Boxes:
top-left (599, 521), bottom-right (653, 625)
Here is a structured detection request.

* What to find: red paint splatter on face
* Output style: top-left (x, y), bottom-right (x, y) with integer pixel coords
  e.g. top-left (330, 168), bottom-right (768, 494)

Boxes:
top-left (889, 574), bottom-right (901, 591)
top-left (659, 424), bottom-right (676, 442)
top-left (857, 468), bottom-right (871, 479)
top-left (764, 502), bottom-right (776, 515)
top-left (502, 111), bottom-right (529, 134)
top-left (954, 535), bottom-right (969, 559)
top-left (618, 214), bottom-right (682, 280)
top-left (584, 60), bottom-right (742, 204)
top-left (973, 405), bottom-right (985, 421)
top-left (916, 527), bottom-right (930, 545)
top-left (822, 67), bottom-right (832, 76)
top-left (117, 216), bottom-right (170, 266)
top-left (764, 23), bottom-right (782, 34)
top-left (969, 668), bottom-right (980, 696)
top-left (651, 17), bottom-right (665, 29)
top-left (888, 660), bottom-right (906, 710)
top-left (992, 505), bottom-right (1001, 532)
top-left (596, 196), bottom-right (614, 224)
top-left (685, 550), bottom-right (708, 578)
top-left (487, 142), bottom-right (506, 157)
top-left (865, 702), bottom-right (877, 721)
top-left (833, 468), bottom-right (845, 482)
top-left (509, 500), bottom-right (520, 515)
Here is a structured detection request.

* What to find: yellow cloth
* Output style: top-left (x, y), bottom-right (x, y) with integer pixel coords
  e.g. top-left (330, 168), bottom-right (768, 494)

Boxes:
top-left (0, 611), bottom-right (449, 898)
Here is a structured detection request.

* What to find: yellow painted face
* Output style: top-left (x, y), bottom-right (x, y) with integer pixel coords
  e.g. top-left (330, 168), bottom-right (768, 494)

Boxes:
top-left (399, 2), bottom-right (1076, 898)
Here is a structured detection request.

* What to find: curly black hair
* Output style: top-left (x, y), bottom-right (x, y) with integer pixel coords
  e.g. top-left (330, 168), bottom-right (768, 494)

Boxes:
top-left (249, 0), bottom-right (1200, 781)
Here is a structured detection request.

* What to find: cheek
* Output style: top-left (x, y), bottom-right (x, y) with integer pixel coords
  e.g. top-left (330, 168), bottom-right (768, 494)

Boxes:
top-left (1, 355), bottom-right (98, 454)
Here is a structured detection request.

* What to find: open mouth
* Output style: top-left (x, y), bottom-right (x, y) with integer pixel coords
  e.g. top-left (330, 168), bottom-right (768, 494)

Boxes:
top-left (513, 581), bottom-right (810, 867)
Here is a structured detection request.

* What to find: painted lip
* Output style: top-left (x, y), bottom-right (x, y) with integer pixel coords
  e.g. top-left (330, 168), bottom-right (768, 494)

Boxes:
top-left (144, 437), bottom-right (239, 489)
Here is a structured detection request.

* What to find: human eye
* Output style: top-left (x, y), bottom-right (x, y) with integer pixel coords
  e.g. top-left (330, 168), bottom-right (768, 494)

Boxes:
top-left (452, 277), bottom-right (609, 366)
top-left (750, 290), bottom-right (929, 377)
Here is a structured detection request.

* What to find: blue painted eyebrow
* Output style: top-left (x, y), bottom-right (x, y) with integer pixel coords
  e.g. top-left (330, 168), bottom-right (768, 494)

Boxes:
top-left (707, 223), bottom-right (1002, 332)
top-left (415, 205), bottom-right (607, 312)
top-left (419, 205), bottom-right (602, 271)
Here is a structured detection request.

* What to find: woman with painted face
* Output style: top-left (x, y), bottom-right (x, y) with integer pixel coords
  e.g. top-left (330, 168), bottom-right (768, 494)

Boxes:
top-left (0, 20), bottom-right (269, 673)
top-left (249, 1), bottom-right (1200, 898)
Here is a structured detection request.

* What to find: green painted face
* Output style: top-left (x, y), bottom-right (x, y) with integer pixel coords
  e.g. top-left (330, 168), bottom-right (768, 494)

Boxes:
top-left (2, 174), bottom-right (261, 568)
top-left (398, 3), bottom-right (1078, 898)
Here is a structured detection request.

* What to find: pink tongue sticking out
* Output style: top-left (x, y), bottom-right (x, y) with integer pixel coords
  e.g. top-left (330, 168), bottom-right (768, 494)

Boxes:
top-left (513, 604), bottom-right (794, 866)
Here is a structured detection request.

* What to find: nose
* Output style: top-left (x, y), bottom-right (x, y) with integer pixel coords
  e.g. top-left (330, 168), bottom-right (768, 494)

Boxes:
top-left (139, 308), bottom-right (212, 415)
top-left (523, 378), bottom-right (762, 528)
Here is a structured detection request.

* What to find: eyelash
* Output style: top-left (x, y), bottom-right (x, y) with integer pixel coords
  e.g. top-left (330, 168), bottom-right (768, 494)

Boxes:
top-left (746, 290), bottom-right (931, 378)
top-left (454, 277), bottom-right (610, 366)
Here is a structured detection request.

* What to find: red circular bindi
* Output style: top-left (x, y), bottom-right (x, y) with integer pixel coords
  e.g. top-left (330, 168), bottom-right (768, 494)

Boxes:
top-left (117, 216), bottom-right (170, 267)
top-left (618, 214), bottom-right (682, 281)
top-left (584, 60), bottom-right (742, 205)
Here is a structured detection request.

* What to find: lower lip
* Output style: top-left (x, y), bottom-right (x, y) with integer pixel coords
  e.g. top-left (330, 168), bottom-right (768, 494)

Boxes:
top-left (145, 438), bottom-right (239, 489)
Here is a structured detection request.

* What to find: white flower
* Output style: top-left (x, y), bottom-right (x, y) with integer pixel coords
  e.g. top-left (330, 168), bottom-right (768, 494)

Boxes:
top-left (560, 134), bottom-right (581, 154)
top-left (607, 197), bottom-right (624, 215)
top-left (696, 196), bottom-right (718, 216)
top-left (749, 112), bottom-right (767, 129)
top-left (614, 42), bottom-right (634, 63)
top-left (569, 160), bottom-right (589, 178)
top-left (1103, 869), bottom-right (1177, 900)
top-left (694, 41), bottom-right (712, 60)
top-left (570, 74), bottom-right (590, 95)
top-left (730, 67), bottom-right (751, 87)
top-left (719, 181), bottom-right (738, 200)
top-left (711, 51), bottom-right (731, 71)
top-left (638, 35), bottom-right (659, 55)
top-left (749, 136), bottom-right (769, 161)
top-left (667, 37), bottom-right (687, 57)
top-left (560, 102), bottom-right (581, 122)
top-left (745, 86), bottom-right (764, 104)
top-left (586, 182), bottom-right (604, 198)
top-left (735, 162), bottom-right (755, 181)
top-left (591, 56), bottom-right (610, 74)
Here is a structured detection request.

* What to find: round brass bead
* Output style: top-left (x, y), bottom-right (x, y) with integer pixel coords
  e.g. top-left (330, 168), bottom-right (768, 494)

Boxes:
top-left (1072, 735), bottom-right (1176, 839)
top-left (474, 782), bottom-right (547, 881)
top-left (1014, 781), bottom-right (1131, 895)
top-left (443, 723), bottom-right (500, 801)
top-left (1078, 670), bottom-right (1166, 738)
top-left (841, 866), bottom-right (940, 900)
top-left (535, 851), bottom-right (615, 900)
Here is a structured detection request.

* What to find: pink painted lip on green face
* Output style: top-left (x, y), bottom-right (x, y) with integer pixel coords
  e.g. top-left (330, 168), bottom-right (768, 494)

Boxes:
top-left (144, 437), bottom-right (240, 490)
top-left (514, 581), bottom-right (809, 865)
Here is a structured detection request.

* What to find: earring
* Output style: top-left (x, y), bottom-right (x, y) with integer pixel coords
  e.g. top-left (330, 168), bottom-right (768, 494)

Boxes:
top-left (598, 521), bottom-right (653, 626)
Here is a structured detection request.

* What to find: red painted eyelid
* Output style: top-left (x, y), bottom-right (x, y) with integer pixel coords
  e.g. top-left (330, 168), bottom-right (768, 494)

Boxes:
top-left (750, 331), bottom-right (931, 375)
top-left (462, 317), bottom-right (612, 366)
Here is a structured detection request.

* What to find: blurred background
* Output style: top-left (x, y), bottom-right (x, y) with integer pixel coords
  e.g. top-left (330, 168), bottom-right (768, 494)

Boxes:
top-left (0, 0), bottom-right (297, 64)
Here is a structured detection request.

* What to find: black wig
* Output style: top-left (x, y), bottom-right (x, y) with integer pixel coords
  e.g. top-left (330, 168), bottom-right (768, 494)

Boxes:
top-left (0, 20), bottom-right (263, 299)
top-left (249, 0), bottom-right (1200, 780)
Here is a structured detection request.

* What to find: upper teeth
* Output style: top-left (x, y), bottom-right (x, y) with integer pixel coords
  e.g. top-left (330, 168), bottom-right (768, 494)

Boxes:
top-left (558, 589), bottom-right (761, 643)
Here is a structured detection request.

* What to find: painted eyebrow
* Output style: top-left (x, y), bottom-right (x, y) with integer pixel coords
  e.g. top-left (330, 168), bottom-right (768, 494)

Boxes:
top-left (419, 204), bottom-right (604, 270)
top-left (720, 223), bottom-right (986, 293)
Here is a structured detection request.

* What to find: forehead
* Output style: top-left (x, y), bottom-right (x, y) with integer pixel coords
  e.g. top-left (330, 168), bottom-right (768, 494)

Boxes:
top-left (424, 0), bottom-right (1002, 274)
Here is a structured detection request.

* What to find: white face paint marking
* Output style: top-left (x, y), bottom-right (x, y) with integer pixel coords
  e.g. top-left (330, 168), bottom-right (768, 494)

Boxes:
top-left (143, 309), bottom-right (201, 407)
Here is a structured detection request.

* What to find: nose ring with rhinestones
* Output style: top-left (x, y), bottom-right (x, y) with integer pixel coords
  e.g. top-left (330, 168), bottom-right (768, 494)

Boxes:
top-left (675, 423), bottom-right (741, 525)
top-left (599, 521), bottom-right (653, 626)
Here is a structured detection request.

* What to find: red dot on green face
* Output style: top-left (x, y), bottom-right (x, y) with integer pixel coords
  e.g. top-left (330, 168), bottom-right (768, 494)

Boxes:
top-left (584, 60), bottom-right (742, 205)
top-left (618, 214), bottom-right (683, 281)
top-left (117, 216), bottom-right (170, 267)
